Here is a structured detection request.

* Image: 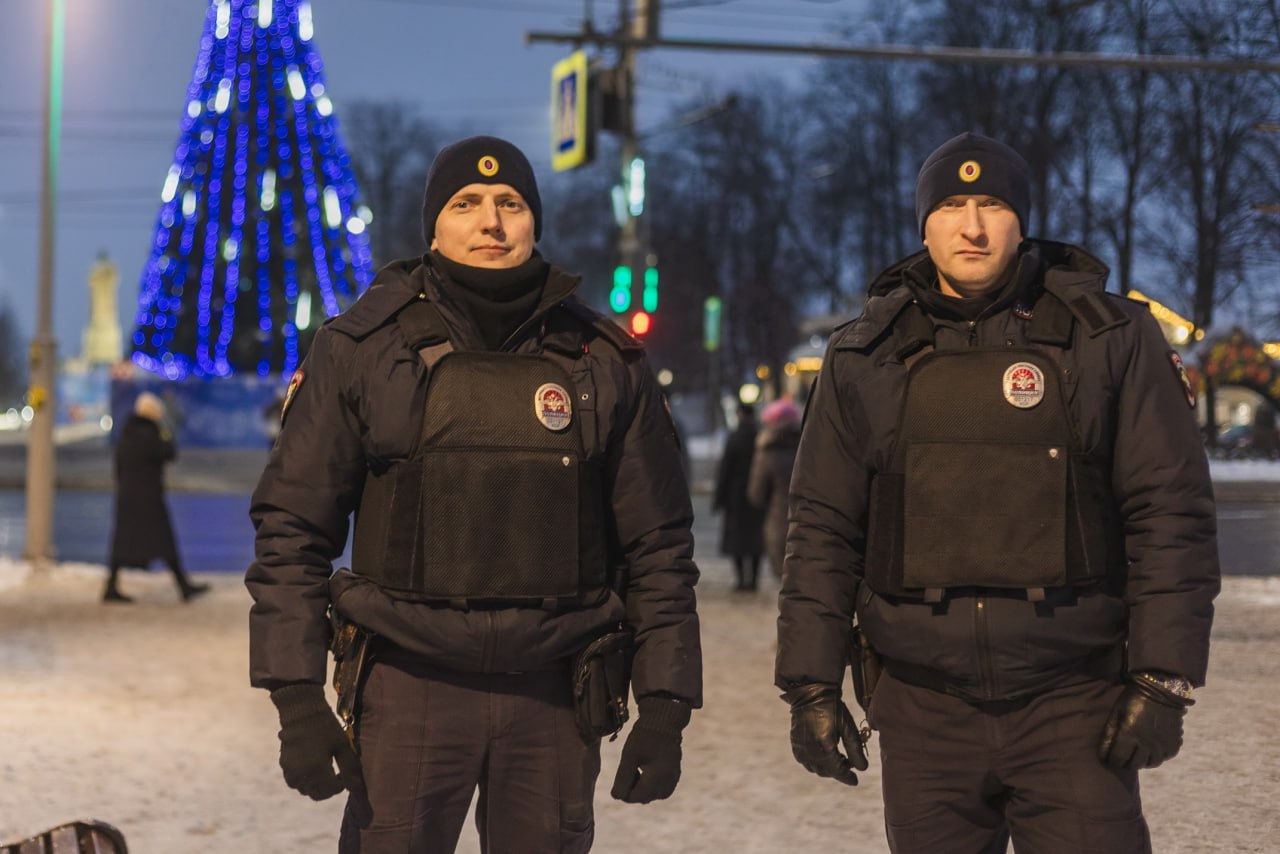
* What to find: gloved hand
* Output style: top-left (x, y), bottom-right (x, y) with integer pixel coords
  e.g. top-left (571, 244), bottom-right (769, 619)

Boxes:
top-left (610, 696), bottom-right (692, 804)
top-left (1098, 676), bottom-right (1193, 771)
top-left (269, 683), bottom-right (365, 801)
top-left (782, 683), bottom-right (868, 786)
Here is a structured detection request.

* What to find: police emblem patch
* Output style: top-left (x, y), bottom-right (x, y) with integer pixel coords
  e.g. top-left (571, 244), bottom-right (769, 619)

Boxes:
top-left (534, 382), bottom-right (572, 431)
top-left (477, 155), bottom-right (500, 177)
top-left (1168, 350), bottom-right (1196, 409)
top-left (1002, 362), bottom-right (1045, 409)
top-left (959, 160), bottom-right (981, 183)
top-left (281, 369), bottom-right (305, 423)
top-left (1012, 301), bottom-right (1034, 320)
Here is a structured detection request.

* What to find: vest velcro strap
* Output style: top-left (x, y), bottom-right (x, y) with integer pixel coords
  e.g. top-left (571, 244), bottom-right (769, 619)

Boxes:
top-left (1026, 294), bottom-right (1074, 346)
top-left (1067, 292), bottom-right (1128, 337)
top-left (1026, 586), bottom-right (1047, 603)
top-left (923, 588), bottom-right (944, 604)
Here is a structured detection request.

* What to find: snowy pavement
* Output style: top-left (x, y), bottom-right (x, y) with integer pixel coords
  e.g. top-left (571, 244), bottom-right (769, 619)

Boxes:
top-left (1, 549), bottom-right (1278, 853)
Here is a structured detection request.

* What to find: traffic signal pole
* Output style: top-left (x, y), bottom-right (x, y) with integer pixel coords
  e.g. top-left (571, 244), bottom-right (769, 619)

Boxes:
top-left (617, 0), bottom-right (640, 296)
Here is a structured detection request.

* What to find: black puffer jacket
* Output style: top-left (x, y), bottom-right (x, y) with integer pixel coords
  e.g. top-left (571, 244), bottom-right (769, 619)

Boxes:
top-left (247, 256), bottom-right (702, 706)
top-left (776, 240), bottom-right (1219, 702)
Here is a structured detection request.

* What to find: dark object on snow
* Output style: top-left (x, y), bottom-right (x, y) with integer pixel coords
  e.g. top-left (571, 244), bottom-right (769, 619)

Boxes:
top-left (2, 818), bottom-right (127, 853)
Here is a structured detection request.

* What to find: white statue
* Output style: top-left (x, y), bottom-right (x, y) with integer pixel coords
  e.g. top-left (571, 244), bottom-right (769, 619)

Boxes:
top-left (82, 252), bottom-right (123, 365)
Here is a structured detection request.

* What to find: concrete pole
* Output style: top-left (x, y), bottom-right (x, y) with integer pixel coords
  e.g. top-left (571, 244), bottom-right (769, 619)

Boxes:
top-left (25, 0), bottom-right (65, 567)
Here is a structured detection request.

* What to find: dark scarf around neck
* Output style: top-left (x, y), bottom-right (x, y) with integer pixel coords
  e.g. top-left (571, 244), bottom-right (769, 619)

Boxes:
top-left (430, 250), bottom-right (550, 350)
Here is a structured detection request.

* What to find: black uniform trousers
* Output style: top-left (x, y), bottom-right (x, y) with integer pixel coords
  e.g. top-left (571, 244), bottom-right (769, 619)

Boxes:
top-left (340, 644), bottom-right (600, 854)
top-left (869, 672), bottom-right (1150, 854)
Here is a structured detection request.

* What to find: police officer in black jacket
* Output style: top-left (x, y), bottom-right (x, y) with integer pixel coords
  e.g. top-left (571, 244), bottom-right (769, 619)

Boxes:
top-left (247, 136), bottom-right (702, 853)
top-left (776, 132), bottom-right (1219, 853)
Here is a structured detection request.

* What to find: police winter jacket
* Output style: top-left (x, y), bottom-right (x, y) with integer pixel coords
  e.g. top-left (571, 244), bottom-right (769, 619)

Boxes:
top-left (247, 256), bottom-right (702, 706)
top-left (776, 240), bottom-right (1219, 703)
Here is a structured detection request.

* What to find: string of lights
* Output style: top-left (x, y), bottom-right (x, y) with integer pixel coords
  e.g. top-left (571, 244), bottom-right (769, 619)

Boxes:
top-left (132, 0), bottom-right (373, 381)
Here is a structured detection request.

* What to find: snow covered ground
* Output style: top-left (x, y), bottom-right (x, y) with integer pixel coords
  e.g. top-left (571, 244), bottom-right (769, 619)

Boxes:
top-left (1, 551), bottom-right (1278, 853)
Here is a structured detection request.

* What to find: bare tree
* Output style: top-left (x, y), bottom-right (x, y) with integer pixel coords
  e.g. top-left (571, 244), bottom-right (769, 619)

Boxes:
top-left (802, 2), bottom-right (923, 309)
top-left (1147, 0), bottom-right (1276, 331)
top-left (649, 87), bottom-right (817, 400)
top-left (1083, 0), bottom-right (1164, 294)
top-left (341, 100), bottom-right (447, 265)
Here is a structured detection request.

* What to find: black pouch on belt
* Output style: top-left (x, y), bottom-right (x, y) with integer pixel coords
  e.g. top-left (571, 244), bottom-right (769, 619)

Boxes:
top-left (571, 629), bottom-right (633, 742)
top-left (848, 624), bottom-right (882, 715)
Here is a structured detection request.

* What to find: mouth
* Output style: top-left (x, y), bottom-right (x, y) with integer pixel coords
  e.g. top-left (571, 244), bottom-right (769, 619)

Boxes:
top-left (473, 245), bottom-right (509, 254)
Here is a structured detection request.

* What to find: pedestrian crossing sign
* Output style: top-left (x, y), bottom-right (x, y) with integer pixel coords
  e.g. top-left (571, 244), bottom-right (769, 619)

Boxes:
top-left (551, 50), bottom-right (592, 172)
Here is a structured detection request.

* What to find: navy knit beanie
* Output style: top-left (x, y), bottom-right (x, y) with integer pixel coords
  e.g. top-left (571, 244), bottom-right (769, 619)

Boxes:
top-left (421, 135), bottom-right (542, 244)
top-left (915, 132), bottom-right (1031, 238)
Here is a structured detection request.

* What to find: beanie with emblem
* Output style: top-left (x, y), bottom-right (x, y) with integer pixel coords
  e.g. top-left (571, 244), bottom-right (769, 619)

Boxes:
top-left (421, 135), bottom-right (542, 244)
top-left (915, 132), bottom-right (1031, 238)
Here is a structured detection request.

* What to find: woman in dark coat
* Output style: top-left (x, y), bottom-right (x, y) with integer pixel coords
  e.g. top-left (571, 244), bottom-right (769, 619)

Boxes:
top-left (748, 398), bottom-right (802, 582)
top-left (713, 402), bottom-right (764, 590)
top-left (104, 392), bottom-right (207, 603)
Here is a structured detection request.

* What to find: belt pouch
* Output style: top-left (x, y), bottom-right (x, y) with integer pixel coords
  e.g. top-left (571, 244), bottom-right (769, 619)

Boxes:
top-left (571, 629), bottom-right (633, 741)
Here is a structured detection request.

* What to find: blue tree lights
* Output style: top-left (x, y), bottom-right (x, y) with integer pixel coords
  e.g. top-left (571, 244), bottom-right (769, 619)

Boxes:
top-left (133, 0), bottom-right (373, 379)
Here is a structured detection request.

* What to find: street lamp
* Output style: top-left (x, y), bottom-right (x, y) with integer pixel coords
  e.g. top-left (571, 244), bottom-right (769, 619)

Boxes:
top-left (25, 0), bottom-right (66, 566)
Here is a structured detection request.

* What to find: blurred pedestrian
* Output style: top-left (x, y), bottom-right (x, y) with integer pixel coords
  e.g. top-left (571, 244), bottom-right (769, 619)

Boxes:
top-left (104, 392), bottom-right (208, 603)
top-left (777, 132), bottom-right (1219, 852)
top-left (747, 398), bottom-right (802, 582)
top-left (1252, 403), bottom-right (1278, 459)
top-left (714, 401), bottom-right (764, 591)
top-left (246, 135), bottom-right (701, 852)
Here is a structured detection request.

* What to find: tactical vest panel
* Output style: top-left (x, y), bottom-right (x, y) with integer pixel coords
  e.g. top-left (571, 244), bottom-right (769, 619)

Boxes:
top-left (353, 351), bottom-right (608, 605)
top-left (866, 347), bottom-right (1115, 598)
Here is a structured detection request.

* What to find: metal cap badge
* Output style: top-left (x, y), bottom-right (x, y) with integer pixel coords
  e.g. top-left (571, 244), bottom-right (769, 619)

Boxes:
top-left (535, 382), bottom-right (572, 430)
top-left (1002, 362), bottom-right (1045, 408)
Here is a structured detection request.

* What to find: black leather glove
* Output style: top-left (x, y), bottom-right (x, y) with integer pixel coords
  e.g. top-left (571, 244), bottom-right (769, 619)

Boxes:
top-left (269, 683), bottom-right (365, 801)
top-left (1098, 676), bottom-right (1193, 771)
top-left (782, 683), bottom-right (868, 786)
top-left (610, 696), bottom-right (692, 804)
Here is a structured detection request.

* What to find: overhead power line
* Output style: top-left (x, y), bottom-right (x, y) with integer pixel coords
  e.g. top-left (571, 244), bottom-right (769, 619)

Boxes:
top-left (525, 31), bottom-right (1280, 74)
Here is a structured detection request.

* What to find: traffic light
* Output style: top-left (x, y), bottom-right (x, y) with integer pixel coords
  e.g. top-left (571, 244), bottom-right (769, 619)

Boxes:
top-left (609, 265), bottom-right (632, 313)
top-left (642, 264), bottom-right (658, 312)
top-left (630, 310), bottom-right (652, 336)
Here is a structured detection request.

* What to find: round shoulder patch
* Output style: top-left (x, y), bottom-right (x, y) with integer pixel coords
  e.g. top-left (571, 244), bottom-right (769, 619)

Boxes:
top-left (959, 160), bottom-right (981, 183)
top-left (534, 382), bottom-right (572, 431)
top-left (281, 369), bottom-right (305, 423)
top-left (1168, 350), bottom-right (1196, 409)
top-left (1002, 362), bottom-right (1045, 408)
top-left (477, 155), bottom-right (500, 177)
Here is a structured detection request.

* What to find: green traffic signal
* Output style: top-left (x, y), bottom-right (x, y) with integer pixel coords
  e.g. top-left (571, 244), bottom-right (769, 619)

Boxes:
top-left (610, 265), bottom-right (632, 313)
top-left (642, 265), bottom-right (658, 312)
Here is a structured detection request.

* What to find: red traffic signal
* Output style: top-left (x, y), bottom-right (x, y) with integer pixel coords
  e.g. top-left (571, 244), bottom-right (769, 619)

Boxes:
top-left (630, 311), bottom-right (652, 336)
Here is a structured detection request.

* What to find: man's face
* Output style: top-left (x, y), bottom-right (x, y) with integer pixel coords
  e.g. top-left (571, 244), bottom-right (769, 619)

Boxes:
top-left (922, 195), bottom-right (1022, 298)
top-left (431, 183), bottom-right (535, 268)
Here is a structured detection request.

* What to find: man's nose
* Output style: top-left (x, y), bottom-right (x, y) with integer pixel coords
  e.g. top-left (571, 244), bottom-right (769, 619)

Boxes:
top-left (480, 200), bottom-right (504, 232)
top-left (960, 200), bottom-right (986, 239)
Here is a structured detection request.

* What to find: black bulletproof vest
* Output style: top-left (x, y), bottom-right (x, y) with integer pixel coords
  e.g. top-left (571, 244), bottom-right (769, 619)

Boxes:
top-left (865, 300), bottom-right (1124, 602)
top-left (352, 342), bottom-right (609, 608)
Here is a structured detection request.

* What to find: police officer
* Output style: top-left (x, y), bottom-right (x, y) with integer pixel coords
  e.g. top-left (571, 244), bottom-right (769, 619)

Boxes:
top-left (776, 132), bottom-right (1219, 853)
top-left (247, 135), bottom-right (702, 852)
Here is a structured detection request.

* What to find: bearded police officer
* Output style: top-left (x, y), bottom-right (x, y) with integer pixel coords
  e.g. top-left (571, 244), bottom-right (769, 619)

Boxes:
top-left (776, 132), bottom-right (1219, 853)
top-left (247, 135), bottom-right (701, 852)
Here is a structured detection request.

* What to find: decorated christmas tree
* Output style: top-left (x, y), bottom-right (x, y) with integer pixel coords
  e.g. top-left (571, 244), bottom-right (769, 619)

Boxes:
top-left (133, 0), bottom-right (373, 379)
